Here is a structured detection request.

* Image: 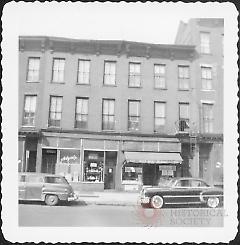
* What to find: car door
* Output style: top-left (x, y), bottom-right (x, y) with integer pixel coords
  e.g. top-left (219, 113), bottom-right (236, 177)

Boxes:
top-left (18, 175), bottom-right (26, 200)
top-left (25, 175), bottom-right (44, 200)
top-left (190, 180), bottom-right (210, 203)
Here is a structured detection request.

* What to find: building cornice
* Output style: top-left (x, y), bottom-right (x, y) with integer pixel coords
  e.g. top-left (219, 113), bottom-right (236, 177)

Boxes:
top-left (19, 36), bottom-right (197, 61)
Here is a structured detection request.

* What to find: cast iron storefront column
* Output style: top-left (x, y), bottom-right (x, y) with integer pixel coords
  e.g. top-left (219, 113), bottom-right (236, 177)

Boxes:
top-left (36, 142), bottom-right (42, 173)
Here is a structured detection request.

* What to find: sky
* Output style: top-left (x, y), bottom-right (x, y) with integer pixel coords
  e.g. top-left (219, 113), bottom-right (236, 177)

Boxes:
top-left (3, 2), bottom-right (230, 45)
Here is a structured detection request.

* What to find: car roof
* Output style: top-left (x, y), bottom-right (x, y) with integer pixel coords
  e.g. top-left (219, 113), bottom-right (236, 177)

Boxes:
top-left (19, 172), bottom-right (64, 178)
top-left (170, 177), bottom-right (208, 182)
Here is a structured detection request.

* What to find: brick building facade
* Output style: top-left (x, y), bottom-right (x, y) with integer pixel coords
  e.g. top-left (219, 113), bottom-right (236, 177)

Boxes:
top-left (18, 18), bottom-right (223, 191)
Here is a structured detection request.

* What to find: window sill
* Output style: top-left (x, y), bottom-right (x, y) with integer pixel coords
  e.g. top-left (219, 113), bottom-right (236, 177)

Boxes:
top-left (48, 126), bottom-right (61, 129)
top-left (26, 80), bottom-right (40, 83)
top-left (178, 89), bottom-right (190, 91)
top-left (128, 86), bottom-right (142, 89)
top-left (154, 87), bottom-right (167, 90)
top-left (21, 125), bottom-right (36, 128)
top-left (201, 89), bottom-right (215, 92)
top-left (51, 82), bottom-right (65, 84)
top-left (103, 84), bottom-right (117, 87)
top-left (76, 83), bottom-right (90, 86)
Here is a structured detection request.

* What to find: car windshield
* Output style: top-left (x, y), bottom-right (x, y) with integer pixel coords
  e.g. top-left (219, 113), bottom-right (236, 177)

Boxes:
top-left (45, 176), bottom-right (68, 184)
top-left (158, 178), bottom-right (175, 186)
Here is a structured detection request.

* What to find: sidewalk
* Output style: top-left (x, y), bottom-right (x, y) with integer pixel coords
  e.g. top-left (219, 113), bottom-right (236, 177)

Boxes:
top-left (74, 190), bottom-right (140, 206)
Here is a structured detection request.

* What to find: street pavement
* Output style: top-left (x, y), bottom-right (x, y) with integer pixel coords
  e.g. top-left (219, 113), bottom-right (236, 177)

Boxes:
top-left (19, 202), bottom-right (224, 227)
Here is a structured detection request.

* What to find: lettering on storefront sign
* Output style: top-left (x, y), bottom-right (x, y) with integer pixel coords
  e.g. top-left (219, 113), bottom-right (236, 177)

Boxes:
top-left (60, 155), bottom-right (78, 164)
top-left (88, 154), bottom-right (98, 160)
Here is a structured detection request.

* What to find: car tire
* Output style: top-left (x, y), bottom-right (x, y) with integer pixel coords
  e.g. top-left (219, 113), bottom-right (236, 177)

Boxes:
top-left (150, 195), bottom-right (164, 209)
top-left (45, 194), bottom-right (59, 206)
top-left (207, 197), bottom-right (220, 208)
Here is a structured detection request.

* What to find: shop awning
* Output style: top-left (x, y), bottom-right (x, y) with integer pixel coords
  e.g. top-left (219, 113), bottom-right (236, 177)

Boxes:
top-left (124, 152), bottom-right (182, 164)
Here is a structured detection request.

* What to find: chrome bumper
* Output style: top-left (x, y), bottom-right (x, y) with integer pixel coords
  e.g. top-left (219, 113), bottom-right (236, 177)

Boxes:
top-left (68, 193), bottom-right (78, 202)
top-left (140, 196), bottom-right (150, 204)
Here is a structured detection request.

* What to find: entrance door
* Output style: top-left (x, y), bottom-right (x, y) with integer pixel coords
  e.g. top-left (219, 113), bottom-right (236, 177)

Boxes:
top-left (27, 151), bottom-right (37, 172)
top-left (143, 164), bottom-right (158, 186)
top-left (104, 151), bottom-right (117, 189)
top-left (42, 149), bottom-right (57, 174)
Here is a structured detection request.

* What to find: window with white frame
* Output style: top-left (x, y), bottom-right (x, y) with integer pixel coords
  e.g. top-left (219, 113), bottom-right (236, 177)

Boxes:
top-left (201, 66), bottom-right (213, 90)
top-left (128, 100), bottom-right (140, 131)
top-left (202, 103), bottom-right (214, 133)
top-left (52, 58), bottom-right (65, 83)
top-left (48, 96), bottom-right (63, 127)
top-left (23, 95), bottom-right (37, 126)
top-left (154, 102), bottom-right (166, 132)
top-left (102, 99), bottom-right (115, 130)
top-left (200, 32), bottom-right (210, 54)
top-left (104, 61), bottom-right (116, 85)
top-left (154, 64), bottom-right (166, 89)
top-left (75, 98), bottom-right (88, 129)
top-left (129, 62), bottom-right (141, 87)
top-left (26, 57), bottom-right (40, 82)
top-left (179, 103), bottom-right (190, 132)
top-left (178, 65), bottom-right (190, 90)
top-left (77, 59), bottom-right (90, 84)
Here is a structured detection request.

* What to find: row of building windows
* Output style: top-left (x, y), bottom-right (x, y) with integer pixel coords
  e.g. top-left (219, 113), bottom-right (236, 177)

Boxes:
top-left (23, 95), bottom-right (214, 133)
top-left (26, 57), bottom-right (215, 91)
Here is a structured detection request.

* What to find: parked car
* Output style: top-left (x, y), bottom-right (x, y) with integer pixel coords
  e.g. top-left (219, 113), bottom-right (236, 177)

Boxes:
top-left (140, 177), bottom-right (223, 209)
top-left (18, 172), bottom-right (77, 206)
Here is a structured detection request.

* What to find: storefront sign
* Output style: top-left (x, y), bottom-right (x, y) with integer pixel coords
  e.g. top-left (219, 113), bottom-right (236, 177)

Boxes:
top-left (60, 149), bottom-right (80, 164)
top-left (90, 162), bottom-right (97, 168)
top-left (88, 154), bottom-right (99, 160)
top-left (159, 165), bottom-right (176, 171)
top-left (162, 170), bottom-right (174, 176)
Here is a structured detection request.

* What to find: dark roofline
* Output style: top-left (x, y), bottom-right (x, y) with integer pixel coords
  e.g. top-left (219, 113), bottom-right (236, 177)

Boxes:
top-left (19, 35), bottom-right (195, 50)
top-left (19, 36), bottom-right (197, 60)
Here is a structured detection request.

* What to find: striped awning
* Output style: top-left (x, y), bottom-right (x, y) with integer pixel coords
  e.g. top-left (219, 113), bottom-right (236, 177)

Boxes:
top-left (124, 152), bottom-right (182, 164)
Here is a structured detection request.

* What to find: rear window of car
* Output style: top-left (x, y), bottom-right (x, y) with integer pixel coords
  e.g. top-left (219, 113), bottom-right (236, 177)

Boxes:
top-left (45, 176), bottom-right (68, 184)
top-left (27, 176), bottom-right (44, 183)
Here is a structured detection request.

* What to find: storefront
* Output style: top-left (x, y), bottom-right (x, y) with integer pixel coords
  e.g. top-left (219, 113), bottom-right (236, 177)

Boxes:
top-left (122, 151), bottom-right (182, 191)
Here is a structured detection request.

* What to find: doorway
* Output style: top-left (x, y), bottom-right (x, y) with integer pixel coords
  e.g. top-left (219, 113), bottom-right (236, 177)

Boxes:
top-left (142, 164), bottom-right (158, 186)
top-left (42, 149), bottom-right (57, 174)
top-left (104, 151), bottom-right (117, 189)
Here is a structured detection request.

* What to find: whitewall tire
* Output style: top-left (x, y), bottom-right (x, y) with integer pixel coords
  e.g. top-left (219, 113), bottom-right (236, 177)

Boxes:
top-left (151, 195), bottom-right (164, 209)
top-left (207, 197), bottom-right (219, 208)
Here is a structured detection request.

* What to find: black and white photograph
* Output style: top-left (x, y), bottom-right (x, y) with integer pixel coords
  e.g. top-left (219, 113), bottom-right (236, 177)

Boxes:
top-left (1, 2), bottom-right (238, 243)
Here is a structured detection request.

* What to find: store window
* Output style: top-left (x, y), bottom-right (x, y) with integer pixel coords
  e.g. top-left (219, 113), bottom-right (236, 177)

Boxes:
top-left (75, 97), bottom-right (88, 129)
top-left (48, 96), bottom-right (63, 127)
top-left (129, 62), bottom-right (141, 87)
top-left (154, 64), bottom-right (166, 89)
top-left (26, 57), bottom-right (40, 82)
top-left (104, 61), bottom-right (116, 85)
top-left (55, 149), bottom-right (81, 182)
top-left (23, 95), bottom-right (37, 126)
top-left (83, 151), bottom-right (104, 182)
top-left (128, 100), bottom-right (141, 131)
top-left (200, 32), bottom-right (210, 54)
top-left (102, 99), bottom-right (115, 130)
top-left (77, 59), bottom-right (90, 84)
top-left (122, 162), bottom-right (142, 182)
top-left (201, 66), bottom-right (213, 90)
top-left (154, 101), bottom-right (166, 132)
top-left (52, 58), bottom-right (65, 83)
top-left (178, 65), bottom-right (190, 90)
